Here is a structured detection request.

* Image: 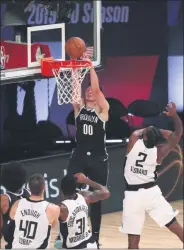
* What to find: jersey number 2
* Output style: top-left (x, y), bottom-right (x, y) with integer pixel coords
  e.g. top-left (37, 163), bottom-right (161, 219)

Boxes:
top-left (83, 124), bottom-right (93, 135)
top-left (75, 217), bottom-right (85, 235)
top-left (135, 152), bottom-right (147, 168)
top-left (19, 220), bottom-right (38, 239)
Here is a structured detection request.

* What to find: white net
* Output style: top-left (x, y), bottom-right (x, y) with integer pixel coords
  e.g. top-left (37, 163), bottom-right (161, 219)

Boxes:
top-left (52, 63), bottom-right (91, 105)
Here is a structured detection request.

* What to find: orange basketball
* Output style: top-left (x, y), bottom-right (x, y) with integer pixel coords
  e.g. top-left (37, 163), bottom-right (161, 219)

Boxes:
top-left (65, 37), bottom-right (86, 59)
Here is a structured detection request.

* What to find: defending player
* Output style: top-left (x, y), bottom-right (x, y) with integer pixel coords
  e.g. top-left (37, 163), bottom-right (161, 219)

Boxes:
top-left (58, 173), bottom-right (110, 249)
top-left (67, 53), bottom-right (109, 245)
top-left (9, 174), bottom-right (60, 248)
top-left (120, 102), bottom-right (183, 248)
top-left (0, 162), bottom-right (30, 249)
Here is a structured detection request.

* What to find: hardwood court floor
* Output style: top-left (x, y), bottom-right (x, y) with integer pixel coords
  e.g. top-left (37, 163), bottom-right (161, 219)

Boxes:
top-left (1, 200), bottom-right (183, 249)
top-left (98, 200), bottom-right (183, 248)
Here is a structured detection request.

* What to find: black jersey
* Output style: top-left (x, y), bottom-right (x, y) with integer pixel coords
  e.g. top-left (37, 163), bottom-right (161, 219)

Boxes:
top-left (75, 107), bottom-right (107, 155)
top-left (2, 188), bottom-right (30, 249)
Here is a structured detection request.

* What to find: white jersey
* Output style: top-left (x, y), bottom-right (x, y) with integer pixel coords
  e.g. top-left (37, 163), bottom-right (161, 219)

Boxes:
top-left (13, 198), bottom-right (51, 249)
top-left (124, 139), bottom-right (159, 185)
top-left (60, 193), bottom-right (91, 249)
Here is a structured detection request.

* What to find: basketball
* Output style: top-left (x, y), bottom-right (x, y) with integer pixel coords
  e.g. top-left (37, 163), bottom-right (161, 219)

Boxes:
top-left (65, 37), bottom-right (86, 59)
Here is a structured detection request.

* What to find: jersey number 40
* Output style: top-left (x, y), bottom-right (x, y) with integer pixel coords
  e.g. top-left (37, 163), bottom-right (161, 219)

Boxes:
top-left (19, 220), bottom-right (38, 239)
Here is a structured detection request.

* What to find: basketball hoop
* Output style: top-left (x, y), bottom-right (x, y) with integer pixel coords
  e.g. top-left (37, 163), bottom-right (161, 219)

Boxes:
top-left (41, 57), bottom-right (92, 105)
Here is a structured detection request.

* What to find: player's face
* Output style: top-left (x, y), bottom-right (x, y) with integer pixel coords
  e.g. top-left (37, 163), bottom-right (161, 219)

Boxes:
top-left (85, 87), bottom-right (95, 102)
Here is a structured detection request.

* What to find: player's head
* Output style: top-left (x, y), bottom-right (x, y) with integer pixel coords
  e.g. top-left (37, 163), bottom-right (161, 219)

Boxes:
top-left (85, 86), bottom-right (95, 102)
top-left (1, 162), bottom-right (27, 193)
top-left (60, 174), bottom-right (77, 197)
top-left (29, 174), bottom-right (45, 196)
top-left (142, 126), bottom-right (165, 148)
top-left (85, 84), bottom-right (103, 102)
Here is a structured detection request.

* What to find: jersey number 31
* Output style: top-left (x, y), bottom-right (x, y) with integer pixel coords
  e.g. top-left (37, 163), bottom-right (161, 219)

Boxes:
top-left (83, 124), bottom-right (93, 135)
top-left (75, 217), bottom-right (85, 235)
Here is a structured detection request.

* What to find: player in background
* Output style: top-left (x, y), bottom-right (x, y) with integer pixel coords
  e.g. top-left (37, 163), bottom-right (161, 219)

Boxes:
top-left (120, 102), bottom-right (183, 249)
top-left (58, 173), bottom-right (110, 249)
top-left (9, 174), bottom-right (60, 249)
top-left (0, 162), bottom-right (30, 249)
top-left (67, 53), bottom-right (110, 246)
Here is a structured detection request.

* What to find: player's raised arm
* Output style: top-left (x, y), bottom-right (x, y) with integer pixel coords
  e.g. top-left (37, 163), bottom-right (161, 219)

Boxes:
top-left (71, 65), bottom-right (84, 117)
top-left (82, 54), bottom-right (109, 115)
top-left (158, 102), bottom-right (183, 162)
top-left (159, 129), bottom-right (173, 139)
top-left (75, 173), bottom-right (110, 204)
top-left (90, 67), bottom-right (109, 113)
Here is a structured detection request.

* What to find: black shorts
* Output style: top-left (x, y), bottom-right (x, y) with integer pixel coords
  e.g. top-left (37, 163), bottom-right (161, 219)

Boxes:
top-left (67, 149), bottom-right (109, 186)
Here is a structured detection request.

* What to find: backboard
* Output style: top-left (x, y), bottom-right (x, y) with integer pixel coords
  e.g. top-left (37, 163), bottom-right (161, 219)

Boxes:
top-left (0, 1), bottom-right (102, 85)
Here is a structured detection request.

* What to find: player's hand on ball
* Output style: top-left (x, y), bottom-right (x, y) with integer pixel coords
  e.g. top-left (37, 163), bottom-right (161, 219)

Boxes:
top-left (74, 173), bottom-right (87, 183)
top-left (80, 53), bottom-right (91, 62)
top-left (163, 102), bottom-right (177, 117)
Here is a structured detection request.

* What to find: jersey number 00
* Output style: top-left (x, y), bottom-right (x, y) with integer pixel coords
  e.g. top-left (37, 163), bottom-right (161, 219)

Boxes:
top-left (83, 124), bottom-right (93, 135)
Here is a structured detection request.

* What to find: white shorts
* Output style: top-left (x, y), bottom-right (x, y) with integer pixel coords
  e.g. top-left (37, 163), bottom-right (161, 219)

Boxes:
top-left (120, 185), bottom-right (179, 235)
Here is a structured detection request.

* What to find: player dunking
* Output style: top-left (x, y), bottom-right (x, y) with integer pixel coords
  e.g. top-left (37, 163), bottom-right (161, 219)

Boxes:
top-left (0, 162), bottom-right (30, 249)
top-left (120, 102), bottom-right (183, 249)
top-left (67, 54), bottom-right (109, 246)
top-left (58, 173), bottom-right (110, 249)
top-left (10, 174), bottom-right (60, 248)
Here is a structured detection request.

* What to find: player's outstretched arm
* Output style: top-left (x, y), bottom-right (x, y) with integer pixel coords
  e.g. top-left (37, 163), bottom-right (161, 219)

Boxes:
top-left (158, 102), bottom-right (183, 162)
top-left (75, 173), bottom-right (110, 204)
top-left (159, 129), bottom-right (172, 139)
top-left (82, 54), bottom-right (109, 115)
top-left (90, 67), bottom-right (109, 113)
top-left (70, 56), bottom-right (84, 117)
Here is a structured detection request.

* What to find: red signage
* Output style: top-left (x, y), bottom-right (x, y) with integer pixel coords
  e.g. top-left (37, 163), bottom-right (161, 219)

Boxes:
top-left (0, 41), bottom-right (51, 70)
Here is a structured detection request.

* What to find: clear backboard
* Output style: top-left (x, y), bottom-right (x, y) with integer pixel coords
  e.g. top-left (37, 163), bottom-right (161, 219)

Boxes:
top-left (0, 1), bottom-right (102, 85)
